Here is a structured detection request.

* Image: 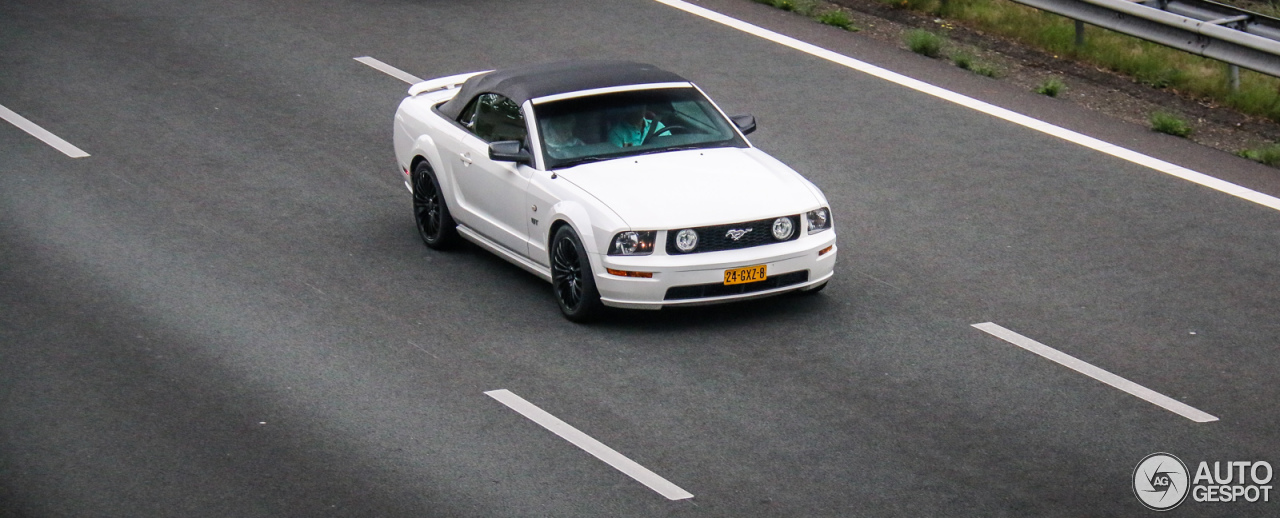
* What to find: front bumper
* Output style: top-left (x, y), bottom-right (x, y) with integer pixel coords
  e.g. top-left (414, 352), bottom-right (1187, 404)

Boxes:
top-left (593, 231), bottom-right (837, 309)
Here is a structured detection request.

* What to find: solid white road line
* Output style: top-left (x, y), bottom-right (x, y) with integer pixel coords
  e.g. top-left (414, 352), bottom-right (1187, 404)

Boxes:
top-left (972, 322), bottom-right (1218, 423)
top-left (0, 103), bottom-right (89, 158)
top-left (654, 0), bottom-right (1280, 213)
top-left (354, 56), bottom-right (423, 85)
top-left (484, 389), bottom-right (694, 501)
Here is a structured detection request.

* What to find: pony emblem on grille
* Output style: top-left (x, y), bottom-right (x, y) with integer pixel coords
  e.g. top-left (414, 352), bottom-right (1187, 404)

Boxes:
top-left (725, 228), bottom-right (753, 241)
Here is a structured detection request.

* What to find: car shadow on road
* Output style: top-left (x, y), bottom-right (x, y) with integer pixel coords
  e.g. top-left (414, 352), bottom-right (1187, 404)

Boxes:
top-left (589, 288), bottom-right (837, 332)
top-left (425, 236), bottom-right (843, 331)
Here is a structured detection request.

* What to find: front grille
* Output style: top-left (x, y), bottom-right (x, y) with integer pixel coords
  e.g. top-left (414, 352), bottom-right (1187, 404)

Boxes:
top-left (666, 215), bottom-right (800, 255)
top-left (664, 270), bottom-right (809, 301)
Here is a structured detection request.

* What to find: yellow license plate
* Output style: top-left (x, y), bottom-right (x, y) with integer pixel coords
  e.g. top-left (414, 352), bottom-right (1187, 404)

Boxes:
top-left (724, 264), bottom-right (767, 285)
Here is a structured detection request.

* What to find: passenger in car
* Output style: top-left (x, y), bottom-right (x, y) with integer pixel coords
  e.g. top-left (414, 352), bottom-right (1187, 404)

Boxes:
top-left (543, 115), bottom-right (585, 158)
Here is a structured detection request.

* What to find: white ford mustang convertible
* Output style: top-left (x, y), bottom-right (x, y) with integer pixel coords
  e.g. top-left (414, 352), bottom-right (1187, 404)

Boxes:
top-left (393, 61), bottom-right (836, 321)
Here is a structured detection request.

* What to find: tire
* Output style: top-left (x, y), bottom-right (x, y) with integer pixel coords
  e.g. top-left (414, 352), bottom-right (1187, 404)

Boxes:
top-left (550, 225), bottom-right (603, 322)
top-left (412, 161), bottom-right (458, 250)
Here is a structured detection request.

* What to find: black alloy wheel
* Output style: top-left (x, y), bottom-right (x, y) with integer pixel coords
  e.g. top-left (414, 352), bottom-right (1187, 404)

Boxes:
top-left (550, 226), bottom-right (602, 322)
top-left (412, 161), bottom-right (457, 249)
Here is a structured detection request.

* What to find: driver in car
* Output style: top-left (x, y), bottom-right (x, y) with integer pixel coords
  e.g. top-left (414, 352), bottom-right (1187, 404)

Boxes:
top-left (609, 106), bottom-right (666, 148)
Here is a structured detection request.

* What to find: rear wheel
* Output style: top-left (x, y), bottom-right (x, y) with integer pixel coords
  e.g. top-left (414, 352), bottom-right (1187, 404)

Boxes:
top-left (412, 161), bottom-right (457, 249)
top-left (550, 226), bottom-right (603, 322)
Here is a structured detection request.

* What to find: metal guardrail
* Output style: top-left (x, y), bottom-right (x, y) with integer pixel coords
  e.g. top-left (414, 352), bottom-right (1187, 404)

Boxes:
top-left (1008, 0), bottom-right (1280, 78)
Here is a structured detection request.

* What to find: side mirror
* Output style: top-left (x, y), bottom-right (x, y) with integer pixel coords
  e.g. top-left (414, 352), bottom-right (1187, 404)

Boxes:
top-left (489, 140), bottom-right (532, 164)
top-left (730, 114), bottom-right (756, 135)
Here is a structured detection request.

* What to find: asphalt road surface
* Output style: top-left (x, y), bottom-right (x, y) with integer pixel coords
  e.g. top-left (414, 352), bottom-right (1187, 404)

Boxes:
top-left (3, 0), bottom-right (1278, 516)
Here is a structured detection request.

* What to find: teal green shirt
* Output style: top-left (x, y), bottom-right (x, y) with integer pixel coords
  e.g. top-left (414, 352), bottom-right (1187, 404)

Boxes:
top-left (609, 119), bottom-right (665, 148)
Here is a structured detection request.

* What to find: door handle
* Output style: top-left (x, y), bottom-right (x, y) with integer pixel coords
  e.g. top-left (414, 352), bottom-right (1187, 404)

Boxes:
top-left (459, 152), bottom-right (473, 166)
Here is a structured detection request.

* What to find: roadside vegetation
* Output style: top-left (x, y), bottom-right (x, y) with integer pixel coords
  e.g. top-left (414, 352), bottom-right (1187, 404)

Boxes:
top-left (752, 0), bottom-right (861, 30)
top-left (878, 0), bottom-right (1280, 124)
top-left (1231, 0), bottom-right (1280, 17)
top-left (904, 29), bottom-right (944, 58)
top-left (1035, 77), bottom-right (1066, 97)
top-left (1149, 111), bottom-right (1194, 137)
top-left (751, 0), bottom-right (1280, 167)
top-left (815, 9), bottom-right (857, 29)
top-left (949, 50), bottom-right (999, 77)
top-left (1239, 143), bottom-right (1280, 166)
top-left (901, 28), bottom-right (1004, 77)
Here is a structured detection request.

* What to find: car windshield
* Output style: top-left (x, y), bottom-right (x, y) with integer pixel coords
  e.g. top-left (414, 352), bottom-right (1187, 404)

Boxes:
top-left (532, 87), bottom-right (747, 169)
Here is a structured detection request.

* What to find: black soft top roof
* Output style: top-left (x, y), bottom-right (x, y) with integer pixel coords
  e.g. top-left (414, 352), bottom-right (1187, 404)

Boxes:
top-left (437, 61), bottom-right (689, 119)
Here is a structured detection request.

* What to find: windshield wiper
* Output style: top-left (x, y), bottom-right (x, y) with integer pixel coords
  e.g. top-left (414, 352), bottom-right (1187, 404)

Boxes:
top-left (552, 155), bottom-right (615, 169)
top-left (634, 144), bottom-right (713, 156)
top-left (645, 146), bottom-right (697, 154)
top-left (553, 144), bottom-right (720, 169)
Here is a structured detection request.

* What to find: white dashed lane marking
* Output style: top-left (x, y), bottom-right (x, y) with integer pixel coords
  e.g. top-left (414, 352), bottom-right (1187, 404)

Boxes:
top-left (0, 103), bottom-right (89, 158)
top-left (485, 389), bottom-right (694, 500)
top-left (973, 322), bottom-right (1218, 423)
top-left (354, 56), bottom-right (422, 84)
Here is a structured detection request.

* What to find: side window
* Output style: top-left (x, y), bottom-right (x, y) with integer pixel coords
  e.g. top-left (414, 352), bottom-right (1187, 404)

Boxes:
top-left (458, 97), bottom-right (482, 131)
top-left (457, 93), bottom-right (527, 145)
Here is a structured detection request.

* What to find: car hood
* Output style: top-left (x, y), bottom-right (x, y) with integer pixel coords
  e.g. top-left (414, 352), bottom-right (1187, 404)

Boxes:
top-left (553, 147), bottom-right (823, 229)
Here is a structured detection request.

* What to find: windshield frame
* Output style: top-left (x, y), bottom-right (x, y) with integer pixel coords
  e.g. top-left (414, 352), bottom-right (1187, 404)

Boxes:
top-left (529, 84), bottom-right (749, 170)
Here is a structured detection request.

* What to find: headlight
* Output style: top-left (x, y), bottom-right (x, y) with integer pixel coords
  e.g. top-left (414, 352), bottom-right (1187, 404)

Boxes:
top-left (771, 217), bottom-right (794, 240)
top-left (674, 228), bottom-right (699, 253)
top-left (806, 207), bottom-right (831, 234)
top-left (608, 231), bottom-right (656, 256)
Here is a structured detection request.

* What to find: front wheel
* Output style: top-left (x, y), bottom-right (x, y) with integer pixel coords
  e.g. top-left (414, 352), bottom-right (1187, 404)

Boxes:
top-left (412, 161), bottom-right (458, 250)
top-left (550, 226), bottom-right (603, 322)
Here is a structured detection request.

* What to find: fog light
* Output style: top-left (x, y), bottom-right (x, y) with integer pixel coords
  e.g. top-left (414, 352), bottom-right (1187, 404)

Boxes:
top-left (675, 229), bottom-right (698, 253)
top-left (772, 217), bottom-right (794, 240)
